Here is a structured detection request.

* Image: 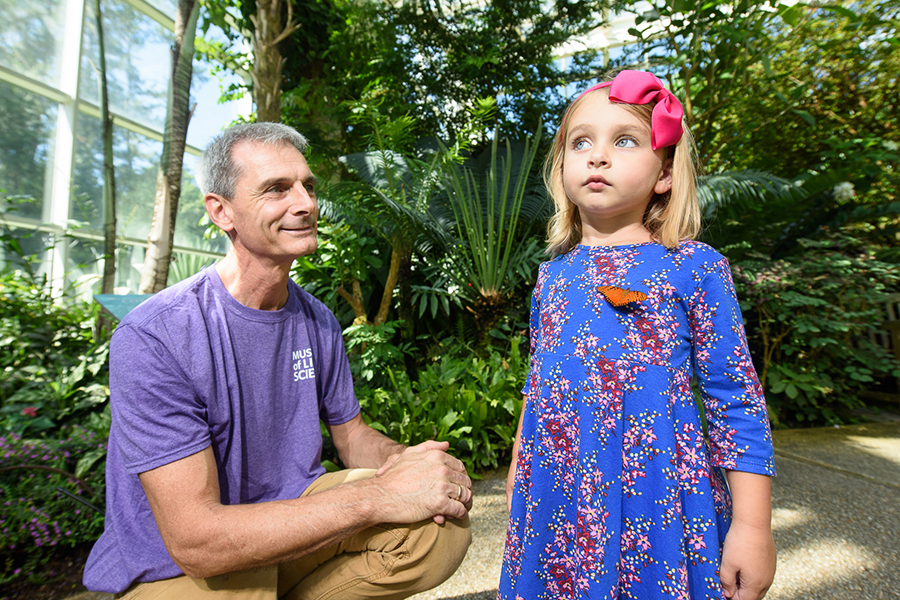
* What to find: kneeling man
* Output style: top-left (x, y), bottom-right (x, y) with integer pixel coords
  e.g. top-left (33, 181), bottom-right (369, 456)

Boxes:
top-left (84, 123), bottom-right (472, 599)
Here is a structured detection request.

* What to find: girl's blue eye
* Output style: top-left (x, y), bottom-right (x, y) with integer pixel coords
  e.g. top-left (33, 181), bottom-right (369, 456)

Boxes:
top-left (615, 137), bottom-right (637, 148)
top-left (574, 139), bottom-right (591, 151)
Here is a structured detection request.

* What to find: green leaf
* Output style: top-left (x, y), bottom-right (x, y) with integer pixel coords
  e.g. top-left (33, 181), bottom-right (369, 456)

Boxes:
top-left (321, 460), bottom-right (341, 472)
top-left (75, 449), bottom-right (106, 479)
top-left (778, 4), bottom-right (801, 26)
top-left (792, 109), bottom-right (817, 126)
top-left (441, 410), bottom-right (461, 428)
top-left (821, 5), bottom-right (860, 22)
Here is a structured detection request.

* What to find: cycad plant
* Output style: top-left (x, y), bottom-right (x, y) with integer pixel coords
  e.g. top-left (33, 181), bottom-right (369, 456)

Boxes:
top-left (441, 125), bottom-right (546, 340)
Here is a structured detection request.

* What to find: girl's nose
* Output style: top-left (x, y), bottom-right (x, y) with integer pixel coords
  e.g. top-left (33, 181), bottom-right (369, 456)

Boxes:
top-left (588, 145), bottom-right (609, 167)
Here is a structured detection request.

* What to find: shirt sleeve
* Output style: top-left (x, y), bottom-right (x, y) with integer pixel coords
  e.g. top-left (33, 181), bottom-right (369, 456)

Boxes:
top-left (689, 256), bottom-right (776, 476)
top-left (312, 303), bottom-right (361, 426)
top-left (109, 323), bottom-right (211, 475)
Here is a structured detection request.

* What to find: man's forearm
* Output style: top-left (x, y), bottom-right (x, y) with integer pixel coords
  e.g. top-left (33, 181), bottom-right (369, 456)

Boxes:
top-left (141, 440), bottom-right (471, 580)
top-left (178, 478), bottom-right (384, 577)
top-left (328, 414), bottom-right (406, 469)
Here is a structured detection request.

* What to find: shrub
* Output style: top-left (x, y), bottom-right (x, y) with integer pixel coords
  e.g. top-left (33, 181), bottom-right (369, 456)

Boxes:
top-left (0, 425), bottom-right (107, 583)
top-left (732, 233), bottom-right (900, 427)
top-left (343, 320), bottom-right (411, 389)
top-left (0, 204), bottom-right (112, 583)
top-left (356, 337), bottom-right (527, 473)
top-left (0, 228), bottom-right (110, 437)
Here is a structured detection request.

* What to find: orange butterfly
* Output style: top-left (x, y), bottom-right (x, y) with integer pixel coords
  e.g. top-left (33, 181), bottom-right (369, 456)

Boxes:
top-left (598, 285), bottom-right (647, 307)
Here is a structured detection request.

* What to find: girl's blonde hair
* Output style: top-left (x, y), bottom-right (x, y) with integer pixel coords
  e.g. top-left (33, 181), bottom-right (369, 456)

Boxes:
top-left (544, 85), bottom-right (701, 257)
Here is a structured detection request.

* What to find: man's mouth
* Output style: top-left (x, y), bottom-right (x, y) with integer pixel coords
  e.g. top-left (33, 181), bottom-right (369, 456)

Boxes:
top-left (280, 222), bottom-right (315, 233)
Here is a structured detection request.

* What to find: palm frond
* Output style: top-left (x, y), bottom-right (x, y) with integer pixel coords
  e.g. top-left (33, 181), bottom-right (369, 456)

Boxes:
top-left (700, 167), bottom-right (864, 259)
top-left (697, 170), bottom-right (796, 220)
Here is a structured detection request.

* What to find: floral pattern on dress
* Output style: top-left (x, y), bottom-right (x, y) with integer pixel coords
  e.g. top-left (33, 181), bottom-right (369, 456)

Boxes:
top-left (500, 241), bottom-right (775, 600)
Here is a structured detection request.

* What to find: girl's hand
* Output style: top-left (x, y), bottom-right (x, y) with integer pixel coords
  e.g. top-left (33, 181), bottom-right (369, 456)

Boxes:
top-left (719, 520), bottom-right (776, 600)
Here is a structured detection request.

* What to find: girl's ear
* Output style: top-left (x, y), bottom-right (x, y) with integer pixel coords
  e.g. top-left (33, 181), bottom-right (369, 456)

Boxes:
top-left (654, 157), bottom-right (674, 195)
top-left (204, 193), bottom-right (235, 235)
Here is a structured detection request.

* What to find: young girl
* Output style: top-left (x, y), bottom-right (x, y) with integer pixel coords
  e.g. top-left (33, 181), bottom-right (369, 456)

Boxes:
top-left (500, 70), bottom-right (777, 600)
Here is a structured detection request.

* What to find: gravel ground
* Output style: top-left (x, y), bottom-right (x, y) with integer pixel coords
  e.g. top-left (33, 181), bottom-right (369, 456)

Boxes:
top-left (408, 473), bottom-right (508, 600)
top-left (67, 423), bottom-right (900, 600)
top-left (413, 422), bottom-right (900, 600)
top-left (767, 423), bottom-right (900, 600)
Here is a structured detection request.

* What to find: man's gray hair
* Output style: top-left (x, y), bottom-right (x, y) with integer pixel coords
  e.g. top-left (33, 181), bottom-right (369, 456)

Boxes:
top-left (197, 122), bottom-right (308, 198)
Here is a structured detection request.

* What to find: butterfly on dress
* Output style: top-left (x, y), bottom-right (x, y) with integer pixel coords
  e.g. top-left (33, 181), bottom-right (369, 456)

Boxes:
top-left (597, 285), bottom-right (648, 307)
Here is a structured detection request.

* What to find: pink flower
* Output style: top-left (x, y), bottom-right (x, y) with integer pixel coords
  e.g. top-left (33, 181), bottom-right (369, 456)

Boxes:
top-left (21, 407), bottom-right (37, 417)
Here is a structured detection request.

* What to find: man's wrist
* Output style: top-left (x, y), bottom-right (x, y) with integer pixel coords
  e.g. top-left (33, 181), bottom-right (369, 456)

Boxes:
top-left (347, 476), bottom-right (393, 524)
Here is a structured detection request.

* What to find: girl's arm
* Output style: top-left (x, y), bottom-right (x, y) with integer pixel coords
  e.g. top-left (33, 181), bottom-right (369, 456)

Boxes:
top-left (720, 470), bottom-right (776, 600)
top-left (506, 398), bottom-right (526, 512)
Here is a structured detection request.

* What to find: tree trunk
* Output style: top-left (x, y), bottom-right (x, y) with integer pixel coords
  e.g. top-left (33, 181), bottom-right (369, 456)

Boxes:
top-left (374, 238), bottom-right (405, 326)
top-left (94, 0), bottom-right (116, 295)
top-left (139, 0), bottom-right (199, 293)
top-left (250, 0), bottom-right (299, 122)
top-left (337, 278), bottom-right (368, 322)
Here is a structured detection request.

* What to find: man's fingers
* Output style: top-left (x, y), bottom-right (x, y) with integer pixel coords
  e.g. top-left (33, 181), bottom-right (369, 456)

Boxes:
top-left (409, 440), bottom-right (450, 453)
top-left (446, 480), bottom-right (472, 507)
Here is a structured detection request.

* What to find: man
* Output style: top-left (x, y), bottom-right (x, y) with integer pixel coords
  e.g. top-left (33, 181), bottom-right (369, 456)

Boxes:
top-left (84, 123), bottom-right (472, 599)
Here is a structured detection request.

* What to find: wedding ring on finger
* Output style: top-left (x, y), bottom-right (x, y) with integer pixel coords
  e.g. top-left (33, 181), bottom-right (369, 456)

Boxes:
top-left (455, 484), bottom-right (462, 500)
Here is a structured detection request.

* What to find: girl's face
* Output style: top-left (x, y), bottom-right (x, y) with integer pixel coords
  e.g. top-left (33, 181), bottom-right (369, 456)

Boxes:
top-left (562, 92), bottom-right (672, 243)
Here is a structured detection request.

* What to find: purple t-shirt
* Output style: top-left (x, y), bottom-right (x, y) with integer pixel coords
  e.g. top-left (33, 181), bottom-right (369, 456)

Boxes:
top-left (83, 267), bottom-right (361, 593)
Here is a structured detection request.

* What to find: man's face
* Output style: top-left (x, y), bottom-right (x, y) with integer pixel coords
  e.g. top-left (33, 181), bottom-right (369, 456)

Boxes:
top-left (222, 140), bottom-right (319, 264)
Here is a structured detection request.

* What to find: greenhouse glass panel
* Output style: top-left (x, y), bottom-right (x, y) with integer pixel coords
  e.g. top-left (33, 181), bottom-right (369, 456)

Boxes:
top-left (0, 0), bottom-right (67, 87)
top-left (0, 81), bottom-right (58, 221)
top-left (79, 0), bottom-right (171, 130)
top-left (72, 112), bottom-right (161, 240)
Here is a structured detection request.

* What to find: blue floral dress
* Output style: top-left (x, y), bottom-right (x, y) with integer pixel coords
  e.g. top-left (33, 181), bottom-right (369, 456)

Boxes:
top-left (499, 241), bottom-right (775, 600)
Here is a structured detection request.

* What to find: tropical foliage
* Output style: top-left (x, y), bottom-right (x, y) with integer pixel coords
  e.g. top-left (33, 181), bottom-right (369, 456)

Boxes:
top-left (733, 234), bottom-right (900, 427)
top-left (0, 214), bottom-right (111, 583)
top-left (3, 0), bottom-right (900, 587)
top-left (356, 336), bottom-right (528, 474)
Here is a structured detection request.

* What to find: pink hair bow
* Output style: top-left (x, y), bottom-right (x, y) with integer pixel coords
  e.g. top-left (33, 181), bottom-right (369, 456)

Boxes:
top-left (568, 70), bottom-right (684, 150)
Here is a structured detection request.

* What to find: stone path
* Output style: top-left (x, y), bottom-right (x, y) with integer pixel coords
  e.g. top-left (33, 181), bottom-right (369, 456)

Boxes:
top-left (68, 421), bottom-right (900, 600)
top-left (411, 421), bottom-right (900, 600)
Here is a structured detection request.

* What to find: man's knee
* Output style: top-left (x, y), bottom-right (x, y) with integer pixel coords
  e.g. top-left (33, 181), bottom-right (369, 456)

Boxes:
top-left (406, 514), bottom-right (472, 591)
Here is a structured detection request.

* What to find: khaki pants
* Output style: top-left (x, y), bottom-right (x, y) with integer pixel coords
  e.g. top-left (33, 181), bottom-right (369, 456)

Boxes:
top-left (118, 469), bottom-right (471, 600)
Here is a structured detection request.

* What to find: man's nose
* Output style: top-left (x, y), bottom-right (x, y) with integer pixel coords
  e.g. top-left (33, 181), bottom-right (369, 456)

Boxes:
top-left (289, 184), bottom-right (316, 213)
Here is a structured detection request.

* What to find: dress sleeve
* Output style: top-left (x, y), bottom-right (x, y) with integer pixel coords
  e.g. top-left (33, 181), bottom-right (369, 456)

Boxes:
top-left (109, 324), bottom-right (211, 475)
top-left (689, 256), bottom-right (776, 476)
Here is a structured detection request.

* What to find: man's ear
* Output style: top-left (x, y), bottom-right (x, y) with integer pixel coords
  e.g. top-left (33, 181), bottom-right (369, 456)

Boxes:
top-left (204, 193), bottom-right (234, 235)
top-left (654, 157), bottom-right (674, 195)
